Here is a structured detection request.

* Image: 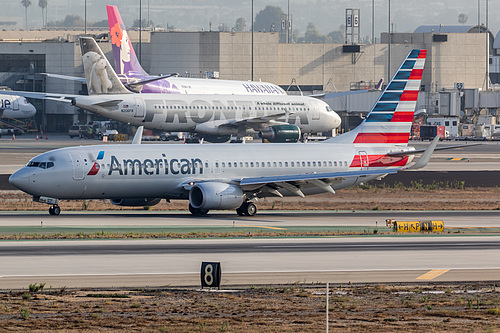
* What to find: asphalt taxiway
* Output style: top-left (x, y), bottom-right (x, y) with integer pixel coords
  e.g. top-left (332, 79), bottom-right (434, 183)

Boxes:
top-left (0, 237), bottom-right (499, 289)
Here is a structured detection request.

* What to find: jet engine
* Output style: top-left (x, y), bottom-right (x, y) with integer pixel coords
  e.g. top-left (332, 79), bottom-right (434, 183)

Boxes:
top-left (189, 182), bottom-right (244, 210)
top-left (259, 124), bottom-right (301, 143)
top-left (110, 198), bottom-right (162, 207)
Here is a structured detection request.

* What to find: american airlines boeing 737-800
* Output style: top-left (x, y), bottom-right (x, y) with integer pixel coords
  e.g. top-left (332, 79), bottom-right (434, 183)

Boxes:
top-left (9, 49), bottom-right (459, 216)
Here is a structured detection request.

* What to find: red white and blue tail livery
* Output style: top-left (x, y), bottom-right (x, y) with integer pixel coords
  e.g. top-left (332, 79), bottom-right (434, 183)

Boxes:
top-left (330, 49), bottom-right (426, 145)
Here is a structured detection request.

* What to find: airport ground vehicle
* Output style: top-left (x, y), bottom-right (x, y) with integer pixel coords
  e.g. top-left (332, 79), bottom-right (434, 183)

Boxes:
top-left (68, 125), bottom-right (89, 138)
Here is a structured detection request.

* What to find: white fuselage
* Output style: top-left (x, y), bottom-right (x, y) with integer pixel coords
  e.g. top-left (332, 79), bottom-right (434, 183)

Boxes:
top-left (0, 95), bottom-right (36, 119)
top-left (9, 142), bottom-right (411, 200)
top-left (72, 93), bottom-right (340, 135)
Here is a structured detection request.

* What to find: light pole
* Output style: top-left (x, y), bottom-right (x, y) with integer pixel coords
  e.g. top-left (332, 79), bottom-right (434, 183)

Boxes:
top-left (387, 0), bottom-right (391, 83)
top-left (251, 0), bottom-right (254, 81)
top-left (139, 0), bottom-right (142, 64)
top-left (372, 0), bottom-right (374, 44)
top-left (84, 0), bottom-right (87, 35)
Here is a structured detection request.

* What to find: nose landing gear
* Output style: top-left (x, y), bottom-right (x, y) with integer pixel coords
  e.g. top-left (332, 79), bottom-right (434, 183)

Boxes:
top-left (48, 205), bottom-right (61, 215)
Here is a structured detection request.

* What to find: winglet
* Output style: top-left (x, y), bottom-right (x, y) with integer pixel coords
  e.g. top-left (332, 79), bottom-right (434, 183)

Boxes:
top-left (132, 126), bottom-right (143, 145)
top-left (404, 135), bottom-right (440, 170)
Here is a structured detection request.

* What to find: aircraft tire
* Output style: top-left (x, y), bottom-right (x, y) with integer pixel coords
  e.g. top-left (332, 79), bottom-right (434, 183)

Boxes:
top-left (189, 204), bottom-right (209, 216)
top-left (244, 203), bottom-right (257, 216)
top-left (53, 206), bottom-right (61, 215)
top-left (236, 207), bottom-right (245, 216)
top-left (48, 206), bottom-right (54, 215)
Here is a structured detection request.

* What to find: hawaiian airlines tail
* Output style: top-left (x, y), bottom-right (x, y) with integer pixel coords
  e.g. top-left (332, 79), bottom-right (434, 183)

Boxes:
top-left (107, 5), bottom-right (147, 76)
top-left (80, 37), bottom-right (131, 95)
top-left (328, 49), bottom-right (427, 146)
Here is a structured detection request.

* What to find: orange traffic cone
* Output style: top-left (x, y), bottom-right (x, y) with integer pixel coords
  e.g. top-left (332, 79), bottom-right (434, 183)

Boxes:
top-left (45, 135), bottom-right (48, 140)
top-left (12, 133), bottom-right (15, 140)
top-left (36, 135), bottom-right (39, 141)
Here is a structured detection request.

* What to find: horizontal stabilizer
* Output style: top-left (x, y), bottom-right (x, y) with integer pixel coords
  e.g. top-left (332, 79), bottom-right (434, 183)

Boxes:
top-left (124, 73), bottom-right (179, 88)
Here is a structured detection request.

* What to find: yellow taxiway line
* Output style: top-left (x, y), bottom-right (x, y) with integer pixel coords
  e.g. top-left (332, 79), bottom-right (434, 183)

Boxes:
top-left (416, 269), bottom-right (450, 280)
top-left (238, 225), bottom-right (285, 230)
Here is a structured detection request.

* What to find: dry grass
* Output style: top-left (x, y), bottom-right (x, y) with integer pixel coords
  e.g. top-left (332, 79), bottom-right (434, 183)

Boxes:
top-left (0, 283), bottom-right (499, 331)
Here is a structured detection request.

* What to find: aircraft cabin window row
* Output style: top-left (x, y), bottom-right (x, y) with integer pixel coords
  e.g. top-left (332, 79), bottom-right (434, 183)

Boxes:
top-left (99, 160), bottom-right (349, 171)
top-left (153, 104), bottom-right (311, 112)
top-left (214, 160), bottom-right (348, 169)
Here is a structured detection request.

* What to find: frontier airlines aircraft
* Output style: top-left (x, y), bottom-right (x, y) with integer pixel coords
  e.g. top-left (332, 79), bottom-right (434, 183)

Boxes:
top-left (4, 37), bottom-right (340, 143)
top-left (9, 49), bottom-right (453, 216)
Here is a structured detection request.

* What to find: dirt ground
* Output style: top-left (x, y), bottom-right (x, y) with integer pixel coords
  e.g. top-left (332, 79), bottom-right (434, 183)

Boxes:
top-left (0, 283), bottom-right (499, 332)
top-left (2, 187), bottom-right (500, 212)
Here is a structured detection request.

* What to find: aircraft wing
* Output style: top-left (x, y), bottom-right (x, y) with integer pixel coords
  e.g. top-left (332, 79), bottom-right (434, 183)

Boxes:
top-left (0, 90), bottom-right (78, 102)
top-left (218, 112), bottom-right (291, 128)
top-left (235, 168), bottom-right (399, 197)
top-left (42, 73), bottom-right (87, 83)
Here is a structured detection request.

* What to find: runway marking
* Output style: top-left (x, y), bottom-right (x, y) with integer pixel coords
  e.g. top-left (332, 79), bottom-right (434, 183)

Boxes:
top-left (238, 225), bottom-right (285, 230)
top-left (446, 158), bottom-right (468, 161)
top-left (416, 269), bottom-right (450, 280)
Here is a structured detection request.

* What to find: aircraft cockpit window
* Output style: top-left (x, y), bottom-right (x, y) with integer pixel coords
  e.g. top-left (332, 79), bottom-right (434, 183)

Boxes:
top-left (46, 162), bottom-right (54, 168)
top-left (27, 161), bottom-right (40, 167)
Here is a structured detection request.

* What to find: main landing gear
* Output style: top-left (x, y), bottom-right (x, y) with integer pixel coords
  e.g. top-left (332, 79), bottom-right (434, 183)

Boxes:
top-left (236, 201), bottom-right (257, 216)
top-left (48, 205), bottom-right (61, 216)
top-left (188, 204), bottom-right (209, 216)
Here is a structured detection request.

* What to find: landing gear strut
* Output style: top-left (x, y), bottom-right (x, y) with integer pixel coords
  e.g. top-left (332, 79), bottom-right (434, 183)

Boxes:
top-left (48, 205), bottom-right (61, 216)
top-left (188, 204), bottom-right (209, 216)
top-left (236, 202), bottom-right (257, 216)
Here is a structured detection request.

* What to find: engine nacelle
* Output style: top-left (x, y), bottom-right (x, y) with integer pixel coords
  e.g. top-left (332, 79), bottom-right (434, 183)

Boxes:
top-left (110, 198), bottom-right (162, 207)
top-left (189, 182), bottom-right (244, 210)
top-left (259, 124), bottom-right (301, 143)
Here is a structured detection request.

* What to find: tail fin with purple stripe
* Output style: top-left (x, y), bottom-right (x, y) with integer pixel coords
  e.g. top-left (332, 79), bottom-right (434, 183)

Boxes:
top-left (328, 49), bottom-right (427, 145)
top-left (107, 5), bottom-right (147, 76)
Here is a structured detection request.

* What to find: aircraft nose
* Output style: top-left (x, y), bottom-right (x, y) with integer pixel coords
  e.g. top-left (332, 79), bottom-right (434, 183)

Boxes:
top-left (9, 168), bottom-right (30, 192)
top-left (329, 111), bottom-right (342, 129)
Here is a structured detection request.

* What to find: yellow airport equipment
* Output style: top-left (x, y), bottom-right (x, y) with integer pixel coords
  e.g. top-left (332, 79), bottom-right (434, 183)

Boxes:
top-left (393, 220), bottom-right (444, 233)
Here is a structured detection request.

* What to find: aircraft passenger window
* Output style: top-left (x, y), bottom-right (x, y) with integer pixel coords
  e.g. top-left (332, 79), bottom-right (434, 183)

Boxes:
top-left (302, 162), bottom-right (305, 167)
top-left (222, 162), bottom-right (225, 168)
top-left (250, 162), bottom-right (254, 167)
top-left (273, 162), bottom-right (277, 167)
top-left (279, 162), bottom-right (282, 167)
top-left (312, 162), bottom-right (316, 167)
top-left (215, 162), bottom-right (219, 167)
top-left (245, 162), bottom-right (249, 167)
top-left (344, 161), bottom-right (348, 166)
top-left (307, 162), bottom-right (311, 167)
top-left (267, 162), bottom-right (271, 167)
top-left (318, 161), bottom-right (322, 166)
top-left (228, 162), bottom-right (231, 167)
top-left (328, 161), bottom-right (332, 167)
top-left (240, 162), bottom-right (243, 167)
top-left (285, 162), bottom-right (288, 167)
top-left (205, 163), bottom-right (209, 168)
top-left (334, 161), bottom-right (337, 166)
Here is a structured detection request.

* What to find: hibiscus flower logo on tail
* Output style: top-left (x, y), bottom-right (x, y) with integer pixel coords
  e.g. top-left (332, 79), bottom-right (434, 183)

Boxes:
top-left (110, 23), bottom-right (123, 47)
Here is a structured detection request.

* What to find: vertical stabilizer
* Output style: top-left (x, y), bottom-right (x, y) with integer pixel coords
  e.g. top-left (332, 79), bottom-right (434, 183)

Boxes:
top-left (80, 37), bottom-right (131, 95)
top-left (107, 5), bottom-right (148, 76)
top-left (328, 49), bottom-right (427, 145)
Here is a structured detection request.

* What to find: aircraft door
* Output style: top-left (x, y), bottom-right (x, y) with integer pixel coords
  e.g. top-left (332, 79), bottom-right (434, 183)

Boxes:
top-left (12, 98), bottom-right (19, 110)
top-left (134, 97), bottom-right (145, 118)
top-left (358, 151), bottom-right (369, 170)
top-left (70, 153), bottom-right (85, 180)
top-left (312, 104), bottom-right (320, 120)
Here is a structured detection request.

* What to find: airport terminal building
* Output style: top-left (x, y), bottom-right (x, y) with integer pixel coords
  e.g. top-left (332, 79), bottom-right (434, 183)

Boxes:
top-left (0, 26), bottom-right (495, 133)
